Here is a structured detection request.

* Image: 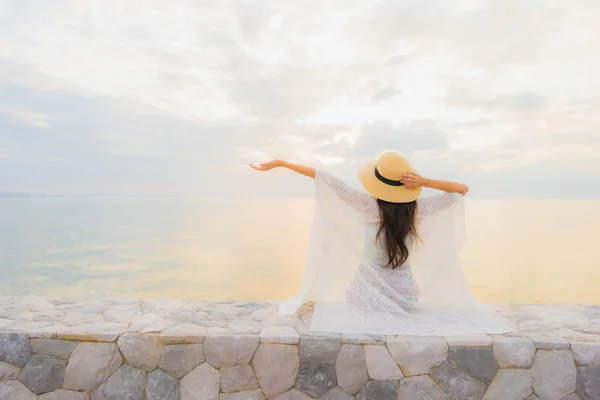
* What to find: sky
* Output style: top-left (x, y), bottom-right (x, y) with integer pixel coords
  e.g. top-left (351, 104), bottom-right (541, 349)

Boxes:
top-left (0, 0), bottom-right (599, 198)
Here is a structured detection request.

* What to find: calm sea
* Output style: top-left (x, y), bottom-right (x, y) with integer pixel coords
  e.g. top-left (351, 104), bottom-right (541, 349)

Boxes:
top-left (1, 197), bottom-right (598, 304)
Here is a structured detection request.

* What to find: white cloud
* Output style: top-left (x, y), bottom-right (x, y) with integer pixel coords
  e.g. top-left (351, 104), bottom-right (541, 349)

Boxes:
top-left (0, 0), bottom-right (598, 197)
top-left (1, 108), bottom-right (57, 128)
top-left (371, 86), bottom-right (402, 104)
top-left (352, 120), bottom-right (449, 159)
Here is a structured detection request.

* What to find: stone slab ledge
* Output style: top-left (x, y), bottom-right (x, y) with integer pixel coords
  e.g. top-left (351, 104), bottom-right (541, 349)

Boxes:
top-left (1, 298), bottom-right (599, 399)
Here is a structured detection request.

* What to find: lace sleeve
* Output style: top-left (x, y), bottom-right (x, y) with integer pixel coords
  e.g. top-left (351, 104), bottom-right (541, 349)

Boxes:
top-left (315, 170), bottom-right (373, 215)
top-left (417, 192), bottom-right (460, 216)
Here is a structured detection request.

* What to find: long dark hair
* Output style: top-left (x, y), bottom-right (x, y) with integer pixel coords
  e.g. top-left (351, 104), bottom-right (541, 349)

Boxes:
top-left (376, 199), bottom-right (420, 269)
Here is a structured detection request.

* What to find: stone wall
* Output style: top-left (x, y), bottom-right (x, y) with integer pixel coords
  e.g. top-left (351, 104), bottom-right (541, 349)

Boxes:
top-left (1, 298), bottom-right (600, 399)
top-left (2, 330), bottom-right (600, 399)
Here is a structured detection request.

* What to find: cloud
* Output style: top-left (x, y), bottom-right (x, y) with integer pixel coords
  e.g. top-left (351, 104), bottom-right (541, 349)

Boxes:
top-left (0, 108), bottom-right (57, 128)
top-left (0, 77), bottom-right (247, 195)
top-left (0, 0), bottom-right (598, 198)
top-left (352, 120), bottom-right (449, 158)
top-left (443, 90), bottom-right (548, 114)
top-left (371, 86), bottom-right (402, 104)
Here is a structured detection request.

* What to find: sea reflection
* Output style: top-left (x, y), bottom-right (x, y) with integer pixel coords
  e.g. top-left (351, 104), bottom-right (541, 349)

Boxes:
top-left (1, 197), bottom-right (599, 304)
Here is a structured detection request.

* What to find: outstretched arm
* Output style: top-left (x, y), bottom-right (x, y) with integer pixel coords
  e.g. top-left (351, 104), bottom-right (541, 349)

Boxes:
top-left (249, 159), bottom-right (315, 178)
top-left (400, 172), bottom-right (469, 196)
top-left (250, 159), bottom-right (372, 213)
top-left (399, 172), bottom-right (467, 216)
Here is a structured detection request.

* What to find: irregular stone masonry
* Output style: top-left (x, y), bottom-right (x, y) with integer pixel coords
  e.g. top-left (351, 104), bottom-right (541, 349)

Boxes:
top-left (0, 297), bottom-right (599, 399)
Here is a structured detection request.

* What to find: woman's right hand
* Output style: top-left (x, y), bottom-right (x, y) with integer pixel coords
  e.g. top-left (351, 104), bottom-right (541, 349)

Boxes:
top-left (403, 172), bottom-right (470, 196)
top-left (249, 159), bottom-right (283, 171)
top-left (400, 172), bottom-right (428, 189)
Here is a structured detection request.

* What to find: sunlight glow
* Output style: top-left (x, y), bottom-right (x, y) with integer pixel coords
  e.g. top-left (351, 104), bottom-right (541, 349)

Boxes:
top-left (320, 156), bottom-right (345, 165)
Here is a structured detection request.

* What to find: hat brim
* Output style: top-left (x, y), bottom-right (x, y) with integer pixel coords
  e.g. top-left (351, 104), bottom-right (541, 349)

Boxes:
top-left (357, 161), bottom-right (422, 203)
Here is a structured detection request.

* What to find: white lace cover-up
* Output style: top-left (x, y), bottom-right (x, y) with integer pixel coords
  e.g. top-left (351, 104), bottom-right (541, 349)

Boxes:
top-left (279, 169), bottom-right (513, 336)
top-left (317, 170), bottom-right (460, 313)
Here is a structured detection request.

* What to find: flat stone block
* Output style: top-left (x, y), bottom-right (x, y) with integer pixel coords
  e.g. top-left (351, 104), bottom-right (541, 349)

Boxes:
top-left (357, 380), bottom-right (398, 400)
top-left (261, 317), bottom-right (301, 329)
top-left (431, 361), bottom-right (487, 400)
top-left (129, 313), bottom-right (164, 329)
top-left (364, 345), bottom-right (403, 380)
top-left (180, 363), bottom-right (220, 400)
top-left (0, 380), bottom-right (37, 400)
top-left (159, 344), bottom-right (204, 379)
top-left (319, 387), bottom-right (354, 400)
top-left (335, 345), bottom-right (368, 395)
top-left (140, 319), bottom-right (178, 334)
top-left (483, 369), bottom-right (533, 400)
top-left (146, 369), bottom-right (179, 400)
top-left (299, 336), bottom-right (340, 364)
top-left (252, 344), bottom-right (298, 399)
top-left (493, 336), bottom-right (536, 368)
top-left (27, 325), bottom-right (69, 339)
top-left (271, 388), bottom-right (311, 400)
top-left (445, 333), bottom-right (492, 347)
top-left (91, 364), bottom-right (146, 400)
top-left (577, 366), bottom-right (600, 400)
top-left (0, 362), bottom-right (20, 381)
top-left (531, 350), bottom-right (577, 400)
top-left (56, 326), bottom-right (122, 343)
top-left (58, 313), bottom-right (103, 327)
top-left (398, 376), bottom-right (450, 400)
top-left (387, 336), bottom-right (448, 376)
top-left (448, 346), bottom-right (498, 384)
top-left (520, 332), bottom-right (570, 350)
top-left (219, 389), bottom-right (265, 400)
top-left (260, 327), bottom-right (299, 344)
top-left (341, 333), bottom-right (385, 345)
top-left (0, 332), bottom-right (31, 368)
top-left (159, 323), bottom-right (207, 344)
top-left (102, 305), bottom-right (140, 323)
top-left (221, 364), bottom-right (259, 393)
top-left (30, 339), bottom-right (77, 360)
top-left (227, 321), bottom-right (262, 334)
top-left (119, 334), bottom-right (163, 371)
top-left (244, 309), bottom-right (274, 322)
top-left (296, 364), bottom-right (337, 398)
top-left (0, 319), bottom-right (17, 329)
top-left (39, 389), bottom-right (90, 400)
top-left (18, 354), bottom-right (66, 395)
top-left (572, 343), bottom-right (600, 366)
top-left (205, 334), bottom-right (259, 368)
top-left (522, 305), bottom-right (590, 329)
top-left (63, 343), bottom-right (123, 392)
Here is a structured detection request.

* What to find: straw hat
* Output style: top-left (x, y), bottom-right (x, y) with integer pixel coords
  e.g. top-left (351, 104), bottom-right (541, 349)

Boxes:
top-left (357, 151), bottom-right (422, 203)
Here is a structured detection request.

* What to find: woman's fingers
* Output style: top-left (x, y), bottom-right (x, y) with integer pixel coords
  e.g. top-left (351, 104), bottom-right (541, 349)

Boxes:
top-left (250, 161), bottom-right (276, 171)
top-left (401, 172), bottom-right (424, 189)
top-left (249, 163), bottom-right (267, 171)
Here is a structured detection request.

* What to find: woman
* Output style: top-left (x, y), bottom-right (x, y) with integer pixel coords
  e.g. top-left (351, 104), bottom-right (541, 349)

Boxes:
top-left (250, 151), bottom-right (511, 335)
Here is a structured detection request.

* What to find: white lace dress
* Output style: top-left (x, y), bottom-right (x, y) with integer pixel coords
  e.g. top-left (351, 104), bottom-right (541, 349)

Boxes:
top-left (279, 169), bottom-right (513, 335)
top-left (316, 170), bottom-right (458, 313)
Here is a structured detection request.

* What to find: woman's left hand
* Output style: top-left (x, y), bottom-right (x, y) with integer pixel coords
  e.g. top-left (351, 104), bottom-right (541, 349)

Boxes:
top-left (249, 160), bottom-right (283, 171)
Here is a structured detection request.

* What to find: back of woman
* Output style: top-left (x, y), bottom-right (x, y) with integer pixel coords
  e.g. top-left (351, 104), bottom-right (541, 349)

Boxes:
top-left (314, 168), bottom-right (459, 313)
top-left (250, 151), bottom-right (512, 335)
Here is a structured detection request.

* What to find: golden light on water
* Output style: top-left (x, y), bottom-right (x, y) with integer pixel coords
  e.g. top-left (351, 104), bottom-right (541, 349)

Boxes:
top-left (2, 197), bottom-right (599, 304)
